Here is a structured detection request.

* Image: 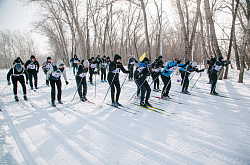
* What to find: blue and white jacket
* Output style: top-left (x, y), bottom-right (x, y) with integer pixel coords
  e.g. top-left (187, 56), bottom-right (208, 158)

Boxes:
top-left (162, 61), bottom-right (186, 77)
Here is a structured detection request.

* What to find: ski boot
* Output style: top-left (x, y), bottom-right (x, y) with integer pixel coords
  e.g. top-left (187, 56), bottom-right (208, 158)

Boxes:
top-left (153, 89), bottom-right (158, 92)
top-left (145, 100), bottom-right (152, 107)
top-left (140, 101), bottom-right (147, 108)
top-left (104, 80), bottom-right (107, 82)
top-left (51, 101), bottom-right (56, 107)
top-left (115, 101), bottom-right (122, 107)
top-left (58, 100), bottom-right (63, 104)
top-left (35, 87), bottom-right (38, 90)
top-left (80, 97), bottom-right (85, 102)
top-left (31, 87), bottom-right (34, 90)
top-left (23, 95), bottom-right (28, 101)
top-left (14, 95), bottom-right (19, 102)
top-left (101, 80), bottom-right (104, 83)
top-left (112, 102), bottom-right (118, 108)
top-left (83, 95), bottom-right (87, 101)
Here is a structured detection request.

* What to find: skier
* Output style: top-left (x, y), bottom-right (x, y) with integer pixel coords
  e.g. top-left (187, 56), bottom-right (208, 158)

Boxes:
top-left (108, 54), bottom-right (130, 107)
top-left (24, 55), bottom-right (40, 90)
top-left (46, 60), bottom-right (69, 106)
top-left (76, 60), bottom-right (89, 101)
top-left (210, 56), bottom-right (230, 95)
top-left (128, 55), bottom-right (138, 80)
top-left (151, 58), bottom-right (162, 92)
top-left (179, 62), bottom-right (204, 94)
top-left (100, 55), bottom-right (108, 82)
top-left (134, 57), bottom-right (152, 107)
top-left (70, 54), bottom-right (80, 75)
top-left (13, 57), bottom-right (24, 65)
top-left (42, 56), bottom-right (53, 85)
top-left (89, 57), bottom-right (97, 85)
top-left (96, 55), bottom-right (101, 75)
top-left (7, 62), bottom-right (28, 101)
top-left (207, 56), bottom-right (216, 84)
top-left (161, 58), bottom-right (188, 98)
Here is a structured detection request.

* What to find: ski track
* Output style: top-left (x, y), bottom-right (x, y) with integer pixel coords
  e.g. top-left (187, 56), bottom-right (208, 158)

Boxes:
top-left (0, 68), bottom-right (250, 164)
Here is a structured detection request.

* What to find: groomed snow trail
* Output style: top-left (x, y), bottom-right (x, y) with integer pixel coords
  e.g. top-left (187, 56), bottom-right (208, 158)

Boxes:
top-left (0, 68), bottom-right (250, 165)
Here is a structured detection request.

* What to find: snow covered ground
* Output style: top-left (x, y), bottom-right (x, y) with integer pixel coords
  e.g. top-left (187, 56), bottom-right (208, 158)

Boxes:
top-left (0, 67), bottom-right (250, 165)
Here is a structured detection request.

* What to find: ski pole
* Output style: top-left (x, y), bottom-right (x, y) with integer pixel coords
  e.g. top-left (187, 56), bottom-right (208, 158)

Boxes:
top-left (189, 72), bottom-right (196, 81)
top-left (71, 77), bottom-right (84, 102)
top-left (0, 85), bottom-right (9, 96)
top-left (94, 74), bottom-right (96, 98)
top-left (190, 72), bottom-right (202, 91)
top-left (100, 72), bottom-right (116, 107)
top-left (120, 64), bottom-right (134, 90)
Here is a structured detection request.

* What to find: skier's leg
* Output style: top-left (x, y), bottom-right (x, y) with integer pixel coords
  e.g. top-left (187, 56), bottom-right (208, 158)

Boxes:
top-left (34, 72), bottom-right (38, 88)
top-left (144, 81), bottom-right (151, 101)
top-left (83, 78), bottom-right (87, 96)
top-left (57, 80), bottom-right (62, 101)
top-left (140, 84), bottom-right (146, 102)
top-left (89, 73), bottom-right (93, 84)
top-left (19, 76), bottom-right (27, 95)
top-left (50, 79), bottom-right (56, 102)
top-left (108, 79), bottom-right (115, 103)
top-left (76, 77), bottom-right (82, 98)
top-left (114, 81), bottom-right (121, 102)
top-left (166, 77), bottom-right (171, 96)
top-left (12, 77), bottom-right (18, 95)
top-left (104, 68), bottom-right (106, 81)
top-left (29, 72), bottom-right (33, 88)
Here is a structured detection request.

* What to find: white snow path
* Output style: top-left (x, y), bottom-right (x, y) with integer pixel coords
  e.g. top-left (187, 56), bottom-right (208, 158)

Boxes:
top-left (0, 67), bottom-right (250, 165)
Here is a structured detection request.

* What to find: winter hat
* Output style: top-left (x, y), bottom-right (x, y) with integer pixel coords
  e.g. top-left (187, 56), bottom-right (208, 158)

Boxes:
top-left (30, 55), bottom-right (35, 59)
top-left (97, 55), bottom-right (100, 58)
top-left (218, 56), bottom-right (224, 62)
top-left (107, 56), bottom-right (110, 60)
top-left (103, 55), bottom-right (106, 58)
top-left (74, 54), bottom-right (77, 58)
top-left (132, 55), bottom-right (135, 58)
top-left (142, 57), bottom-right (150, 63)
top-left (114, 54), bottom-right (121, 61)
top-left (191, 62), bottom-right (197, 68)
top-left (83, 60), bottom-right (89, 67)
top-left (158, 55), bottom-right (163, 59)
top-left (47, 56), bottom-right (51, 60)
top-left (15, 63), bottom-right (22, 72)
top-left (91, 57), bottom-right (95, 60)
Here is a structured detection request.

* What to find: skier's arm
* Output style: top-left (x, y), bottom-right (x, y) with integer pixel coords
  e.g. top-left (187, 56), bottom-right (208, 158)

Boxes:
top-left (121, 64), bottom-right (130, 73)
top-left (62, 69), bottom-right (67, 82)
top-left (161, 65), bottom-right (169, 77)
top-left (24, 70), bottom-right (29, 81)
top-left (24, 60), bottom-right (30, 70)
top-left (7, 68), bottom-right (13, 82)
top-left (36, 61), bottom-right (40, 71)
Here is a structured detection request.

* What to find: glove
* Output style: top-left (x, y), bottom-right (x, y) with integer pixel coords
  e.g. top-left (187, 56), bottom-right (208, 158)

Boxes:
top-left (177, 60), bottom-right (181, 64)
top-left (66, 81), bottom-right (69, 85)
top-left (201, 69), bottom-right (205, 72)
top-left (26, 81), bottom-right (29, 85)
top-left (94, 71), bottom-right (97, 74)
top-left (8, 81), bottom-right (11, 85)
top-left (46, 80), bottom-right (49, 85)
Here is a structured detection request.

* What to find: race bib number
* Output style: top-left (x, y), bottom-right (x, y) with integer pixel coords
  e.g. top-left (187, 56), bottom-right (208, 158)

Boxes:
top-left (169, 66), bottom-right (177, 72)
top-left (154, 69), bottom-right (159, 72)
top-left (130, 62), bottom-right (135, 65)
top-left (51, 72), bottom-right (61, 78)
top-left (91, 64), bottom-right (96, 68)
top-left (214, 65), bottom-right (222, 71)
top-left (79, 73), bottom-right (87, 77)
top-left (103, 63), bottom-right (108, 66)
top-left (74, 60), bottom-right (78, 63)
top-left (46, 64), bottom-right (52, 70)
top-left (28, 64), bottom-right (36, 69)
top-left (112, 68), bottom-right (120, 73)
top-left (136, 67), bottom-right (143, 73)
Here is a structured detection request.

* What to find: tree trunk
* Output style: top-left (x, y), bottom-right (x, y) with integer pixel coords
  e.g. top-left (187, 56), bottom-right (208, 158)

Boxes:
top-left (224, 0), bottom-right (239, 79)
top-left (238, 18), bottom-right (250, 83)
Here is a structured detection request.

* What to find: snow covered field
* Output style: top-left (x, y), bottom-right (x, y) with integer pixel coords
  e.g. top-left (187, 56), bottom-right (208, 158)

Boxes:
top-left (0, 67), bottom-right (250, 165)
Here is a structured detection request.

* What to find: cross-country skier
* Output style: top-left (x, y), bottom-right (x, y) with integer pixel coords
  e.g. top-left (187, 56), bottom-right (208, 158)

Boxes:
top-left (70, 54), bottom-right (80, 75)
top-left (7, 62), bottom-right (28, 101)
top-left (24, 55), bottom-right (40, 90)
top-left (108, 54), bottom-right (130, 107)
top-left (89, 57), bottom-right (97, 85)
top-left (42, 56), bottom-right (53, 86)
top-left (101, 55), bottom-right (108, 82)
top-left (128, 55), bottom-right (138, 80)
top-left (161, 58), bottom-right (188, 98)
top-left (13, 57), bottom-right (24, 65)
top-left (96, 55), bottom-right (101, 75)
top-left (134, 57), bottom-right (152, 107)
top-left (151, 58), bottom-right (163, 92)
top-left (46, 60), bottom-right (69, 106)
top-left (76, 60), bottom-right (89, 101)
top-left (210, 56), bottom-right (230, 95)
top-left (179, 62), bottom-right (204, 94)
top-left (207, 56), bottom-right (216, 84)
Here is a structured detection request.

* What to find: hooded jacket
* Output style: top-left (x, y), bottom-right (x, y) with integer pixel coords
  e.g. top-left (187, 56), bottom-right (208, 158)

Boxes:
top-left (7, 65), bottom-right (28, 82)
top-left (42, 59), bottom-right (53, 73)
top-left (13, 57), bottom-right (24, 65)
top-left (162, 61), bottom-right (187, 77)
top-left (76, 64), bottom-right (88, 78)
top-left (134, 61), bottom-right (150, 81)
top-left (46, 60), bottom-right (67, 81)
top-left (107, 54), bottom-right (130, 81)
top-left (24, 56), bottom-right (40, 72)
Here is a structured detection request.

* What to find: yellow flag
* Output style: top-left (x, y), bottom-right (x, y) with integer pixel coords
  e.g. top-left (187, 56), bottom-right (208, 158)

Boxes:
top-left (139, 52), bottom-right (146, 61)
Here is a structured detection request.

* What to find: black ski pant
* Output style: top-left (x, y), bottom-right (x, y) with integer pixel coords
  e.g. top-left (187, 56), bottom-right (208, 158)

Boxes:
top-left (135, 80), bottom-right (151, 102)
top-left (76, 76), bottom-right (87, 98)
top-left (181, 72), bottom-right (189, 92)
top-left (161, 75), bottom-right (171, 97)
top-left (89, 72), bottom-right (93, 83)
top-left (50, 79), bottom-right (62, 102)
top-left (210, 72), bottom-right (217, 93)
top-left (152, 73), bottom-right (159, 89)
top-left (28, 71), bottom-right (38, 88)
top-left (101, 68), bottom-right (106, 81)
top-left (108, 80), bottom-right (120, 103)
top-left (12, 76), bottom-right (27, 95)
top-left (128, 65), bottom-right (134, 79)
top-left (97, 65), bottom-right (100, 75)
top-left (208, 70), bottom-right (212, 83)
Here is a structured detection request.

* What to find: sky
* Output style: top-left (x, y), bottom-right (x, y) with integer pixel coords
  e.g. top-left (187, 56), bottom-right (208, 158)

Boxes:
top-left (0, 0), bottom-right (48, 55)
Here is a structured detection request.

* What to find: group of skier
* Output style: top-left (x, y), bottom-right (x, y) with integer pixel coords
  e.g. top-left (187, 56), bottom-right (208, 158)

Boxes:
top-left (6, 53), bottom-right (230, 108)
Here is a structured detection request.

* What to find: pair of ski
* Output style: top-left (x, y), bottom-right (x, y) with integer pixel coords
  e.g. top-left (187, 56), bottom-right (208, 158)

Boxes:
top-left (106, 103), bottom-right (139, 114)
top-left (151, 96), bottom-right (182, 104)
